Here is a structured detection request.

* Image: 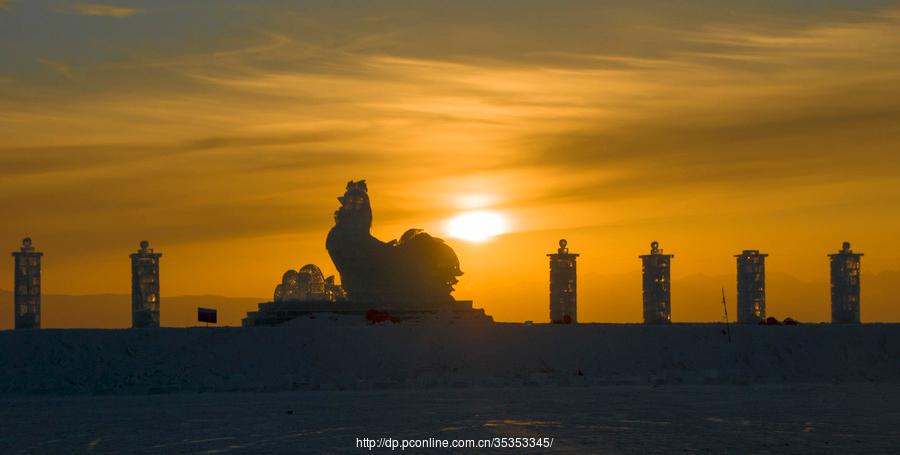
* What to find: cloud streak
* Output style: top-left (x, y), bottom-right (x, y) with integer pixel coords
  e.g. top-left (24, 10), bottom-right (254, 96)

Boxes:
top-left (68, 3), bottom-right (143, 18)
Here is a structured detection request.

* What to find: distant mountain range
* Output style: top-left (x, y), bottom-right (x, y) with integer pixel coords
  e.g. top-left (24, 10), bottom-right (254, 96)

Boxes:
top-left (0, 290), bottom-right (262, 329)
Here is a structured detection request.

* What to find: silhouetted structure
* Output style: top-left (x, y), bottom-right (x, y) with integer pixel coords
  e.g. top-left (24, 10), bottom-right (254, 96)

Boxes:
top-left (245, 180), bottom-right (493, 326)
top-left (829, 242), bottom-right (862, 324)
top-left (736, 250), bottom-right (768, 324)
top-left (130, 240), bottom-right (162, 328)
top-left (324, 275), bottom-right (348, 302)
top-left (244, 263), bottom-right (348, 326)
top-left (272, 264), bottom-right (345, 303)
top-left (548, 239), bottom-right (578, 324)
top-left (640, 241), bottom-right (673, 324)
top-left (326, 180), bottom-right (462, 306)
top-left (243, 260), bottom-right (489, 326)
top-left (12, 237), bottom-right (42, 329)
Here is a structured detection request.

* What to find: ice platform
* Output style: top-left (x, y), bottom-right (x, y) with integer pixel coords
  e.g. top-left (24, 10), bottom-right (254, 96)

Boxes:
top-left (242, 299), bottom-right (492, 326)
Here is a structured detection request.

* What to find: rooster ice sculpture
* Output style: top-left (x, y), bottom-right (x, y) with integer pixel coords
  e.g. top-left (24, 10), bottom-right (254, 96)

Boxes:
top-left (326, 180), bottom-right (463, 306)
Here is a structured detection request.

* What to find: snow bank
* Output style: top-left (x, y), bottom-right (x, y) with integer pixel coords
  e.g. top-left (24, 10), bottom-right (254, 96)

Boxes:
top-left (1, 321), bottom-right (898, 395)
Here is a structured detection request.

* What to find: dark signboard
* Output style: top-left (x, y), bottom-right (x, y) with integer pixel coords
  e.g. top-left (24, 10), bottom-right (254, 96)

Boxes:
top-left (198, 307), bottom-right (217, 324)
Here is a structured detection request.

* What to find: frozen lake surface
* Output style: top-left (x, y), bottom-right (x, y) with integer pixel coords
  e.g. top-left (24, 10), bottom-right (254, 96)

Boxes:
top-left (2, 384), bottom-right (899, 454)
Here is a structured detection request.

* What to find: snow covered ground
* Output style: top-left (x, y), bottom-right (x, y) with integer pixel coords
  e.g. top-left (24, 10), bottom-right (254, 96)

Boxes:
top-left (1, 322), bottom-right (899, 453)
top-left (1, 321), bottom-right (898, 394)
top-left (1, 384), bottom-right (899, 453)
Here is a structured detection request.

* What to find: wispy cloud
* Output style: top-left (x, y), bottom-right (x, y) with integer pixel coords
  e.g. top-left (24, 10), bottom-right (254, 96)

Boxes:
top-left (36, 58), bottom-right (73, 77)
top-left (68, 3), bottom-right (143, 17)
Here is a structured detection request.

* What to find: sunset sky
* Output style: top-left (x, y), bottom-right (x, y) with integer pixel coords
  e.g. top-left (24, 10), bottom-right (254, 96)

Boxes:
top-left (2, 0), bottom-right (900, 323)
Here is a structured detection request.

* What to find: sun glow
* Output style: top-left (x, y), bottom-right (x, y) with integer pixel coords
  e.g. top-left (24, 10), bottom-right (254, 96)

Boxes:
top-left (445, 210), bottom-right (508, 243)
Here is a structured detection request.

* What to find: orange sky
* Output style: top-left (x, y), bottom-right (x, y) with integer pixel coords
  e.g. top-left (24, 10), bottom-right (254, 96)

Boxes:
top-left (2, 1), bottom-right (900, 323)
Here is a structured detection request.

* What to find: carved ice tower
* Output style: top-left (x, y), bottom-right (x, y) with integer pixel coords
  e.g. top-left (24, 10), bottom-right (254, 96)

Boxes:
top-left (548, 239), bottom-right (578, 324)
top-left (736, 250), bottom-right (768, 324)
top-left (12, 237), bottom-right (42, 329)
top-left (130, 240), bottom-right (162, 328)
top-left (829, 242), bottom-right (862, 324)
top-left (640, 241), bottom-right (673, 324)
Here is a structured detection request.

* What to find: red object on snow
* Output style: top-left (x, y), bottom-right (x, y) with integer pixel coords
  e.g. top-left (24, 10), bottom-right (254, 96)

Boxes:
top-left (562, 315), bottom-right (573, 324)
top-left (365, 309), bottom-right (390, 324)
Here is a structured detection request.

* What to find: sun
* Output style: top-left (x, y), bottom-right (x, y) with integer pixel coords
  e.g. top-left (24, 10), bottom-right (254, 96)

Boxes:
top-left (445, 210), bottom-right (508, 243)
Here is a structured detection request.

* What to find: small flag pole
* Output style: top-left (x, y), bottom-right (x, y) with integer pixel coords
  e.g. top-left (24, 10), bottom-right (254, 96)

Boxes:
top-left (721, 287), bottom-right (732, 343)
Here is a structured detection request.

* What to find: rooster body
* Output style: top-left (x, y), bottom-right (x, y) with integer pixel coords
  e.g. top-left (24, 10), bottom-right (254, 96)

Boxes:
top-left (326, 180), bottom-right (462, 306)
